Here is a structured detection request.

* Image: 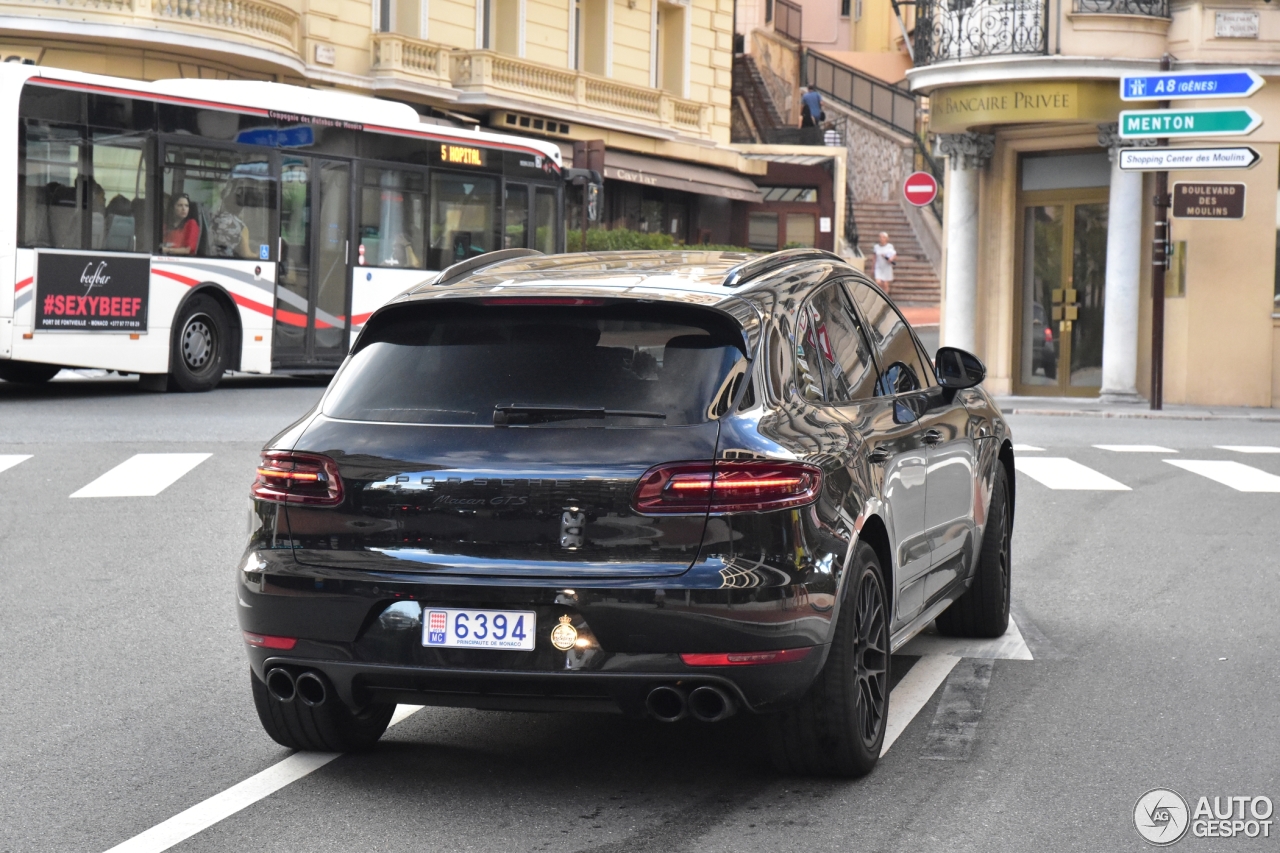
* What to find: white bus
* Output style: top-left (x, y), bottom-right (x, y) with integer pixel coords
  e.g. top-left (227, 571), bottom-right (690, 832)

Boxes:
top-left (0, 66), bottom-right (565, 390)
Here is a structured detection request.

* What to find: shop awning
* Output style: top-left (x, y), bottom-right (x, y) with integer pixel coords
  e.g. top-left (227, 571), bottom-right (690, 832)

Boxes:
top-left (602, 152), bottom-right (763, 203)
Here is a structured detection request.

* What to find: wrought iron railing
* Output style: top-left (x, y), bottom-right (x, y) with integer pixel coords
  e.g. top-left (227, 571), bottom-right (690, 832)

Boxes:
top-left (806, 51), bottom-right (916, 138)
top-left (775, 0), bottom-right (803, 42)
top-left (913, 0), bottom-right (1049, 65)
top-left (1073, 0), bottom-right (1168, 15)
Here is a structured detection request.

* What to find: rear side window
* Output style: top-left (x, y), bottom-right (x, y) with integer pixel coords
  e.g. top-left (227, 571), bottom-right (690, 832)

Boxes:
top-left (850, 282), bottom-right (930, 396)
top-left (800, 283), bottom-right (878, 404)
top-left (324, 302), bottom-right (748, 426)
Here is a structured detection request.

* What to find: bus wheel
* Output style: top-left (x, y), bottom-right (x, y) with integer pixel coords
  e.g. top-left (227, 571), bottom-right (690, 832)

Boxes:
top-left (170, 294), bottom-right (229, 393)
top-left (0, 361), bottom-right (62, 384)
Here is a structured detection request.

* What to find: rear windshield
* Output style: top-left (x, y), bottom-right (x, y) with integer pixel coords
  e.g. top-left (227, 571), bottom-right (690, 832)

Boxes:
top-left (323, 302), bottom-right (748, 426)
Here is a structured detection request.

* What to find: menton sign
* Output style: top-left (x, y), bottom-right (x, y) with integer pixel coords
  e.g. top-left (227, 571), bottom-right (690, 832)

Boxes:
top-left (1119, 108), bottom-right (1262, 139)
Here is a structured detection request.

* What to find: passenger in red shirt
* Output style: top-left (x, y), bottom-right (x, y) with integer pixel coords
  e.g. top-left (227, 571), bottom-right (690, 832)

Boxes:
top-left (163, 194), bottom-right (199, 255)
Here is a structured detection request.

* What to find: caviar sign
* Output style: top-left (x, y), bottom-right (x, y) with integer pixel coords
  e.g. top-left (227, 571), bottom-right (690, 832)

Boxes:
top-left (35, 252), bottom-right (150, 331)
top-left (1172, 182), bottom-right (1246, 219)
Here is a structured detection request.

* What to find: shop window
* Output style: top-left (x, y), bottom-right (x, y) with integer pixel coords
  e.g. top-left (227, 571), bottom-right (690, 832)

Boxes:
top-left (163, 145), bottom-right (276, 260)
top-left (785, 213), bottom-right (816, 248)
top-left (748, 212), bottom-right (778, 251)
top-left (360, 167), bottom-right (426, 269)
top-left (430, 172), bottom-right (498, 269)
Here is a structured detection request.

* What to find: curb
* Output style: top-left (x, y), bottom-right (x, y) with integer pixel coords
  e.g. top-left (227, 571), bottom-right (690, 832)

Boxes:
top-left (1002, 407), bottom-right (1280, 423)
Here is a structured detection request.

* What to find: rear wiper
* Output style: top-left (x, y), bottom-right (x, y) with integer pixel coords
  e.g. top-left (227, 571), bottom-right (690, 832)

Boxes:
top-left (493, 406), bottom-right (667, 426)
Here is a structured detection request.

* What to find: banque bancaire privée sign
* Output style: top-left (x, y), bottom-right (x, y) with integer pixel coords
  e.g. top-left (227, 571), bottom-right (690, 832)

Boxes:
top-left (35, 252), bottom-right (150, 332)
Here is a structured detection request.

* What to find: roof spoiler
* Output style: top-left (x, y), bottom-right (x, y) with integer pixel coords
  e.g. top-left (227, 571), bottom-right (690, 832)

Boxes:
top-left (721, 248), bottom-right (847, 288)
top-left (429, 248), bottom-right (544, 288)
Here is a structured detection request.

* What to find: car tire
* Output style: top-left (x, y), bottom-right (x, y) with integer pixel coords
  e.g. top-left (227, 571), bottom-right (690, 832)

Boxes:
top-left (935, 464), bottom-right (1011, 639)
top-left (168, 294), bottom-right (229, 393)
top-left (766, 541), bottom-right (889, 777)
top-left (250, 668), bottom-right (395, 752)
top-left (0, 361), bottom-right (61, 384)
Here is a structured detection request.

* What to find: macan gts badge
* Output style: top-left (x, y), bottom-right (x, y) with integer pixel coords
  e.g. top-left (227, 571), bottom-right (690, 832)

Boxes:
top-left (239, 248), bottom-right (1015, 777)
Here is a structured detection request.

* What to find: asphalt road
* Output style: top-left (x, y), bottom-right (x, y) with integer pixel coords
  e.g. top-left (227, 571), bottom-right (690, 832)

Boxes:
top-left (2, 375), bottom-right (1278, 852)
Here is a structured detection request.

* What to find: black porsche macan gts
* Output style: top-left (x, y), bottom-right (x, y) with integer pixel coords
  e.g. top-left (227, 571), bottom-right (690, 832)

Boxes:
top-left (238, 248), bottom-right (1015, 777)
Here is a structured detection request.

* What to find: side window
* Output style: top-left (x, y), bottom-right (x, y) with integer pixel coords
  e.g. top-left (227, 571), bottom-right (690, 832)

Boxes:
top-left (813, 283), bottom-right (879, 403)
top-left (21, 122), bottom-right (82, 250)
top-left (163, 145), bottom-right (277, 261)
top-left (795, 299), bottom-right (828, 402)
top-left (359, 167), bottom-right (426, 269)
top-left (92, 132), bottom-right (151, 254)
top-left (851, 281), bottom-right (930, 396)
top-left (429, 172), bottom-right (499, 270)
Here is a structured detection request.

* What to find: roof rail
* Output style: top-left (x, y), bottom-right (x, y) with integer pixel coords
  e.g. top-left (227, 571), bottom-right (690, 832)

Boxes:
top-left (721, 248), bottom-right (847, 288)
top-left (430, 248), bottom-right (543, 288)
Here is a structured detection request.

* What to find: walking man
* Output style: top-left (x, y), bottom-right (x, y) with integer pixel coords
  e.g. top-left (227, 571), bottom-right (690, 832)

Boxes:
top-left (873, 231), bottom-right (896, 292)
top-left (800, 85), bottom-right (824, 128)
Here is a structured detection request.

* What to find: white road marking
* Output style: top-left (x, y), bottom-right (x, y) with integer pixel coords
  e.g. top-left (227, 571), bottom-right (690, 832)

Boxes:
top-left (1093, 444), bottom-right (1177, 453)
top-left (1014, 457), bottom-right (1130, 491)
top-left (0, 454), bottom-right (32, 474)
top-left (1215, 445), bottom-right (1280, 454)
top-left (71, 453), bottom-right (211, 498)
top-left (899, 616), bottom-right (1033, 661)
top-left (1165, 460), bottom-right (1280, 493)
top-left (102, 705), bottom-right (424, 853)
top-left (1011, 444), bottom-right (1044, 452)
top-left (882, 654), bottom-right (959, 756)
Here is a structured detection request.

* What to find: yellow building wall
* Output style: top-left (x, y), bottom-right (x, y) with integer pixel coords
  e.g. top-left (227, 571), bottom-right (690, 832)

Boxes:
top-left (613, 0), bottom-right (654, 86)
top-left (430, 0), bottom-right (479, 47)
top-left (526, 0), bottom-right (571, 66)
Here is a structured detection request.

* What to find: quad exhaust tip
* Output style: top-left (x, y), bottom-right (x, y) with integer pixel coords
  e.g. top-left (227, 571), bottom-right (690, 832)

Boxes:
top-left (645, 685), bottom-right (687, 722)
top-left (295, 671), bottom-right (328, 707)
top-left (265, 667), bottom-right (296, 703)
top-left (687, 685), bottom-right (736, 723)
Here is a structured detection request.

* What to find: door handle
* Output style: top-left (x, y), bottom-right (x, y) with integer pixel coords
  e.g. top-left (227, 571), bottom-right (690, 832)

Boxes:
top-left (867, 448), bottom-right (890, 464)
top-left (922, 429), bottom-right (942, 446)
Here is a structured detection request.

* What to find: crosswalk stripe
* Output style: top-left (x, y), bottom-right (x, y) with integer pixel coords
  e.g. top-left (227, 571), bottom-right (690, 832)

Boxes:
top-left (881, 654), bottom-right (959, 757)
top-left (1215, 445), bottom-right (1280, 454)
top-left (1165, 460), bottom-right (1280, 493)
top-left (1012, 444), bottom-right (1044, 452)
top-left (71, 453), bottom-right (212, 498)
top-left (0, 455), bottom-right (32, 475)
top-left (1094, 444), bottom-right (1177, 453)
top-left (1014, 457), bottom-right (1130, 491)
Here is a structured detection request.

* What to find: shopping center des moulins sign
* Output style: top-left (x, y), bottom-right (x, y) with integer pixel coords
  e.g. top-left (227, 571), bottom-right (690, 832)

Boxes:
top-left (931, 81), bottom-right (1122, 133)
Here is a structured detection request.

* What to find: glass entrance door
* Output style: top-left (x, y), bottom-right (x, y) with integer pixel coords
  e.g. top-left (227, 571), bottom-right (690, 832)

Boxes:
top-left (1017, 194), bottom-right (1109, 394)
top-left (274, 156), bottom-right (351, 367)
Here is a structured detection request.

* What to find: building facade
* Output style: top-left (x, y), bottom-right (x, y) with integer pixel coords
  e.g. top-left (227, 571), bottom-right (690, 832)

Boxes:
top-left (908, 0), bottom-right (1280, 407)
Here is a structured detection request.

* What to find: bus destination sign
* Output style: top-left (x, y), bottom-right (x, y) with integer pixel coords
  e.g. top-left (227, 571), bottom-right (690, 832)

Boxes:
top-left (1172, 182), bottom-right (1246, 219)
top-left (35, 252), bottom-right (151, 332)
top-left (439, 144), bottom-right (484, 166)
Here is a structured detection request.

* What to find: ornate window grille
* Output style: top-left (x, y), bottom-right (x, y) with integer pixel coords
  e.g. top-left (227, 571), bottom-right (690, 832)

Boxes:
top-left (913, 0), bottom-right (1049, 65)
top-left (1073, 0), bottom-right (1168, 16)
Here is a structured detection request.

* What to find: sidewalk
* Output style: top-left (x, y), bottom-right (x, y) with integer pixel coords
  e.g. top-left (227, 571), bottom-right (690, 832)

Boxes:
top-left (996, 395), bottom-right (1280, 422)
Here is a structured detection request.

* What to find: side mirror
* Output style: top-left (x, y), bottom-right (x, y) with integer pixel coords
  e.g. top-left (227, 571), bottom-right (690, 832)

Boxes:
top-left (935, 347), bottom-right (986, 390)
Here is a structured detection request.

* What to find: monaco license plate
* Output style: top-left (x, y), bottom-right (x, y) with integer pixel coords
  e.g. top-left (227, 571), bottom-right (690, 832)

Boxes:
top-left (422, 608), bottom-right (536, 651)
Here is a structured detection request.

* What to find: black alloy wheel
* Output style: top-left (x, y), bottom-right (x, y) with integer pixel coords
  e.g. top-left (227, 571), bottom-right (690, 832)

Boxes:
top-left (766, 541), bottom-right (890, 777)
top-left (936, 464), bottom-right (1012, 638)
top-left (0, 360), bottom-right (62, 384)
top-left (168, 293), bottom-right (229, 392)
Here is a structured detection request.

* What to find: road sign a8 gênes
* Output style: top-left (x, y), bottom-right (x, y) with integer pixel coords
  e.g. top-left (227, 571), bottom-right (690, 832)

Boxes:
top-left (903, 171), bottom-right (938, 207)
top-left (1120, 70), bottom-right (1263, 101)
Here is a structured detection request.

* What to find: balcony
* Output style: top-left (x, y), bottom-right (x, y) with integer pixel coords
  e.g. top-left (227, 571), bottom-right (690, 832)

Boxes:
top-left (1073, 0), bottom-right (1168, 16)
top-left (0, 0), bottom-right (301, 60)
top-left (773, 0), bottom-right (803, 43)
top-left (913, 0), bottom-right (1048, 65)
top-left (370, 38), bottom-right (711, 139)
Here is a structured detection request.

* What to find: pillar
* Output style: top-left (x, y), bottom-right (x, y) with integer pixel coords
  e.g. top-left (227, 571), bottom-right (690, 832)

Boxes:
top-left (1097, 123), bottom-right (1150, 403)
top-left (934, 132), bottom-right (994, 354)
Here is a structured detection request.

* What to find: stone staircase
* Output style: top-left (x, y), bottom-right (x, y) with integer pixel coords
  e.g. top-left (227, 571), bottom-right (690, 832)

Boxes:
top-left (852, 200), bottom-right (940, 306)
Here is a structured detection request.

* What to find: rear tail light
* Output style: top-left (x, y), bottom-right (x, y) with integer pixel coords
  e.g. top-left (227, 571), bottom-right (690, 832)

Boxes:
top-left (252, 451), bottom-right (344, 507)
top-left (681, 648), bottom-right (813, 666)
top-left (242, 631), bottom-right (297, 650)
top-left (632, 460), bottom-right (822, 514)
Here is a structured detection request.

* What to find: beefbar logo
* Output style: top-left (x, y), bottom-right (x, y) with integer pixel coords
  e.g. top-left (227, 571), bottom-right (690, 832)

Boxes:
top-left (35, 252), bottom-right (150, 332)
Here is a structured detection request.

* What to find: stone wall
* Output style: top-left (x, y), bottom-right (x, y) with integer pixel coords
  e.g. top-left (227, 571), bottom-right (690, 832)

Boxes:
top-left (749, 28), bottom-right (800, 126)
top-left (833, 104), bottom-right (915, 202)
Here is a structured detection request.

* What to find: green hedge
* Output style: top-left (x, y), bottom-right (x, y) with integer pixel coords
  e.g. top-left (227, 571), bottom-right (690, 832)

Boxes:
top-left (564, 228), bottom-right (757, 254)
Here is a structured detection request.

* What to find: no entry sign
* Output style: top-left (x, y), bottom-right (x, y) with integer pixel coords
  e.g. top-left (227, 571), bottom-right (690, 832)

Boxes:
top-left (903, 171), bottom-right (938, 207)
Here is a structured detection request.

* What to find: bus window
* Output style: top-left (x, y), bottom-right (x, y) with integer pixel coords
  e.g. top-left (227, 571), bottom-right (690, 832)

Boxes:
top-left (21, 123), bottom-right (81, 250)
top-left (534, 187), bottom-right (557, 254)
top-left (91, 132), bottom-right (151, 254)
top-left (359, 167), bottom-right (426, 269)
top-left (429, 172), bottom-right (498, 270)
top-left (163, 146), bottom-right (276, 261)
top-left (504, 183), bottom-right (528, 249)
